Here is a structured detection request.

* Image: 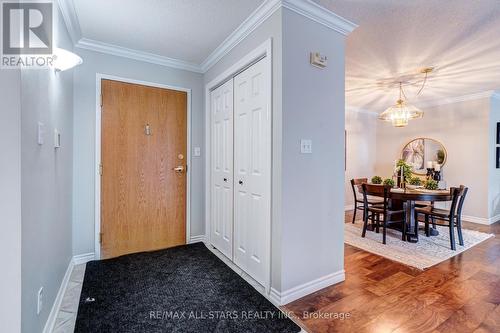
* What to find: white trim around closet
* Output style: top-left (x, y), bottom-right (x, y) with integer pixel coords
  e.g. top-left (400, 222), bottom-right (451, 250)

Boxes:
top-left (94, 74), bottom-right (192, 260)
top-left (204, 38), bottom-right (273, 293)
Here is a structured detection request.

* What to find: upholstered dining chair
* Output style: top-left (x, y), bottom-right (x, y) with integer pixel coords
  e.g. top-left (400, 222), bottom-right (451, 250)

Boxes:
top-left (416, 186), bottom-right (468, 250)
top-left (361, 184), bottom-right (406, 244)
top-left (350, 178), bottom-right (383, 224)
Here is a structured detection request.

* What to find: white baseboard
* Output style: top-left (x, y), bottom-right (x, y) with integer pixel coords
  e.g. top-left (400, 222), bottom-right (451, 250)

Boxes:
top-left (43, 253), bottom-right (95, 333)
top-left (462, 214), bottom-right (500, 225)
top-left (268, 287), bottom-right (282, 307)
top-left (72, 252), bottom-right (95, 265)
top-left (271, 270), bottom-right (345, 305)
top-left (188, 235), bottom-right (206, 244)
top-left (491, 214), bottom-right (500, 224)
top-left (462, 215), bottom-right (490, 225)
top-left (42, 257), bottom-right (75, 333)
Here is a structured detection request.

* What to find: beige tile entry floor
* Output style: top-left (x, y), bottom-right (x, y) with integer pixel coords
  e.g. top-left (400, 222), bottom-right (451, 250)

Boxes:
top-left (52, 264), bottom-right (85, 333)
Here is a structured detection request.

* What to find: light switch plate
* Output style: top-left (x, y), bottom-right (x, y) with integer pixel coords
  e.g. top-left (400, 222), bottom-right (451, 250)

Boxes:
top-left (54, 129), bottom-right (61, 148)
top-left (194, 147), bottom-right (201, 157)
top-left (300, 139), bottom-right (312, 154)
top-left (37, 122), bottom-right (45, 145)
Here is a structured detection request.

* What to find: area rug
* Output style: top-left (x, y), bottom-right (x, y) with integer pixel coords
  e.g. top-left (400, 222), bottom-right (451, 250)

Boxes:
top-left (344, 223), bottom-right (494, 270)
top-left (75, 243), bottom-right (301, 333)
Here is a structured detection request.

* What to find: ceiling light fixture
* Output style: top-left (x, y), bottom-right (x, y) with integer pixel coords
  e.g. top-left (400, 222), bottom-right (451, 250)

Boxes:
top-left (378, 82), bottom-right (424, 127)
top-left (378, 68), bottom-right (432, 127)
top-left (53, 48), bottom-right (83, 72)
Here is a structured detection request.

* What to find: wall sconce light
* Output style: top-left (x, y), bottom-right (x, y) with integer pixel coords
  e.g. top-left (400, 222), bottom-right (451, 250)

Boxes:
top-left (53, 48), bottom-right (83, 72)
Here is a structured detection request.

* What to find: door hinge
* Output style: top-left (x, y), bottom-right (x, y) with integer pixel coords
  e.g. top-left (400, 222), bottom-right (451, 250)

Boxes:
top-left (99, 232), bottom-right (103, 244)
top-left (100, 94), bottom-right (103, 108)
top-left (99, 163), bottom-right (103, 176)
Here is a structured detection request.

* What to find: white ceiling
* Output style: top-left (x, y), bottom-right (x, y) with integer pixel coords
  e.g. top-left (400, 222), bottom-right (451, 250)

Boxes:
top-left (71, 0), bottom-right (500, 110)
top-left (73, 0), bottom-right (264, 65)
top-left (314, 0), bottom-right (500, 111)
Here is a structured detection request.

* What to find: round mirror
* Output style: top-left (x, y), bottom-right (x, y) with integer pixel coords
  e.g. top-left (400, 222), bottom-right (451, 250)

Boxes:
top-left (401, 138), bottom-right (447, 175)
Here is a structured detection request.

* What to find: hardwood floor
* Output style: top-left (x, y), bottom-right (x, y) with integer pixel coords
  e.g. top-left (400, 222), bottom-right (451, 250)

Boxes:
top-left (284, 211), bottom-right (500, 333)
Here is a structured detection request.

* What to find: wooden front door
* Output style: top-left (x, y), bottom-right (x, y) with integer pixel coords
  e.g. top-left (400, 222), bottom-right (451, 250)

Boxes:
top-left (100, 79), bottom-right (187, 259)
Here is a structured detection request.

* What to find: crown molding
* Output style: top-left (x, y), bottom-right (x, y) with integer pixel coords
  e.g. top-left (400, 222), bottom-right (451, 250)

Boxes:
top-left (282, 0), bottom-right (358, 36)
top-left (57, 0), bottom-right (82, 45)
top-left (76, 38), bottom-right (204, 73)
top-left (58, 0), bottom-right (356, 74)
top-left (348, 90), bottom-right (500, 115)
top-left (199, 0), bottom-right (282, 72)
top-left (201, 0), bottom-right (358, 72)
top-left (415, 90), bottom-right (498, 108)
top-left (346, 106), bottom-right (378, 116)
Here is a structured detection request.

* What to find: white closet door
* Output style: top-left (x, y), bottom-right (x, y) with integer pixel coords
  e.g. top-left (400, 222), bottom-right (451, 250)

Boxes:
top-left (233, 58), bottom-right (271, 286)
top-left (210, 79), bottom-right (234, 260)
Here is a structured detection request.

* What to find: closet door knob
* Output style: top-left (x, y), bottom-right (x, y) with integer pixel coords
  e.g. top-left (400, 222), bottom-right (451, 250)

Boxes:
top-left (223, 178), bottom-right (228, 182)
top-left (239, 180), bottom-right (243, 185)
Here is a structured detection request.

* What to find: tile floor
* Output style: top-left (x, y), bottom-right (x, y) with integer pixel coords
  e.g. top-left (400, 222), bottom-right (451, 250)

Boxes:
top-left (52, 264), bottom-right (85, 333)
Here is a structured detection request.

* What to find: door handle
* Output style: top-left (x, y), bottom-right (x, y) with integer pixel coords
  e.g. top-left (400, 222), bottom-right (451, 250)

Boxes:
top-left (223, 178), bottom-right (228, 182)
top-left (239, 180), bottom-right (243, 185)
top-left (172, 166), bottom-right (185, 173)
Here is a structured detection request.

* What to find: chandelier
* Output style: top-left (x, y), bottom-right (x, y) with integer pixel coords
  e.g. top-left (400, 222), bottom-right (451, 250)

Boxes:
top-left (378, 83), bottom-right (424, 127)
top-left (378, 68), bottom-right (432, 127)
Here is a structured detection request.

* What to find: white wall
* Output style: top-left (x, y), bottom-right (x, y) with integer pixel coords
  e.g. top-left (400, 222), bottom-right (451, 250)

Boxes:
top-left (374, 98), bottom-right (491, 220)
top-left (345, 111), bottom-right (377, 208)
top-left (0, 70), bottom-right (22, 333)
top-left (20, 8), bottom-right (74, 332)
top-left (72, 49), bottom-right (205, 255)
top-left (280, 8), bottom-right (346, 292)
top-left (489, 95), bottom-right (500, 221)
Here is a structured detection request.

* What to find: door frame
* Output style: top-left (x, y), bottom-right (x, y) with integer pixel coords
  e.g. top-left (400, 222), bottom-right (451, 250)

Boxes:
top-left (94, 73), bottom-right (192, 260)
top-left (204, 39), bottom-right (272, 292)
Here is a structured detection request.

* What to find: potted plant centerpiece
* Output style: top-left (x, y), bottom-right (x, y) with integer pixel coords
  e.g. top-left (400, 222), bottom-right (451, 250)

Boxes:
top-left (424, 179), bottom-right (439, 190)
top-left (383, 178), bottom-right (395, 187)
top-left (407, 176), bottom-right (423, 190)
top-left (371, 176), bottom-right (382, 184)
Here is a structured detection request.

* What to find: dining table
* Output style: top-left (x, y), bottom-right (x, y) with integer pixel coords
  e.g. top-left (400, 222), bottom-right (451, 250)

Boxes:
top-left (365, 187), bottom-right (452, 243)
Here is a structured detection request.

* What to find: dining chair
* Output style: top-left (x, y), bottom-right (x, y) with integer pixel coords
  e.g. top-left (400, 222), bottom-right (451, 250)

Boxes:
top-left (415, 186), bottom-right (468, 250)
top-left (361, 184), bottom-right (406, 244)
top-left (350, 178), bottom-right (383, 224)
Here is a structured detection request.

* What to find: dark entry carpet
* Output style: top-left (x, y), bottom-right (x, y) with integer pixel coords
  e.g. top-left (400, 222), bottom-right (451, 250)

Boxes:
top-left (75, 243), bottom-right (301, 333)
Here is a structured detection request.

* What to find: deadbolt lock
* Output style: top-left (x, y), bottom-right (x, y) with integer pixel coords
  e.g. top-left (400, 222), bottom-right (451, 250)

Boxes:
top-left (172, 166), bottom-right (185, 173)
